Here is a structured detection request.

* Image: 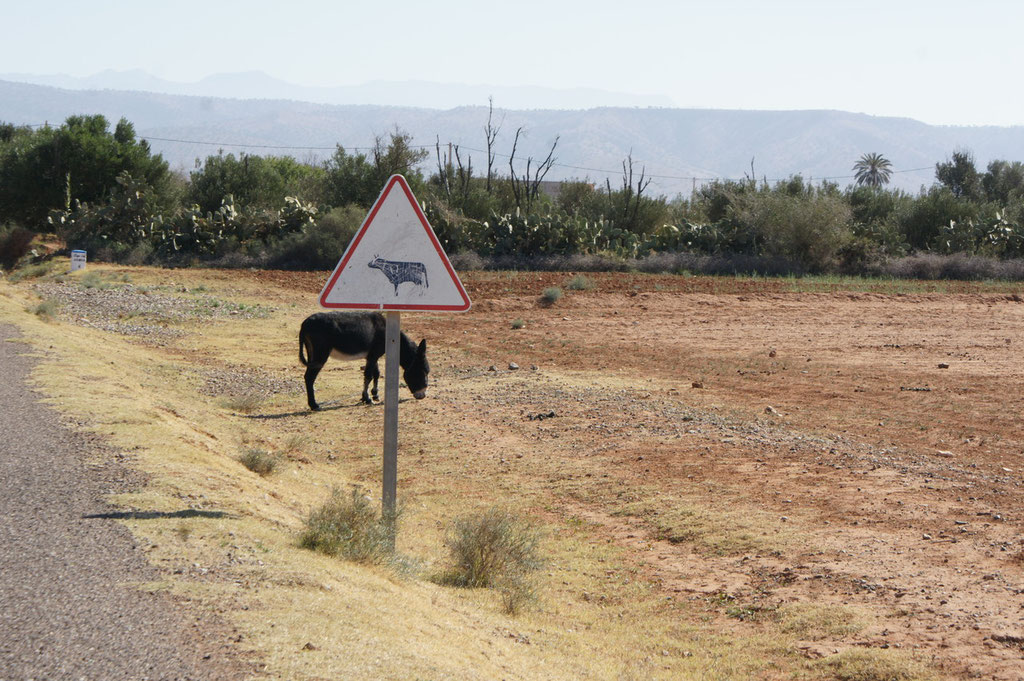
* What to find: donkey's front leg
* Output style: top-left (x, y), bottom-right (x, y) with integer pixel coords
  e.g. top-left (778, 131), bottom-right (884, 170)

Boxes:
top-left (362, 359), bottom-right (380, 404)
top-left (371, 362), bottom-right (380, 401)
top-left (305, 363), bottom-right (324, 411)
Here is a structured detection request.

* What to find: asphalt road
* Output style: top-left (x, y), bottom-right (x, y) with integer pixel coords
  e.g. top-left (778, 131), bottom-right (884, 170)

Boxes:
top-left (0, 323), bottom-right (252, 681)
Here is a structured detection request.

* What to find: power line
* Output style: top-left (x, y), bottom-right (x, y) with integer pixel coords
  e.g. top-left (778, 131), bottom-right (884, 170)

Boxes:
top-left (140, 135), bottom-right (343, 151)
top-left (15, 122), bottom-right (936, 186)
top-left (138, 134), bottom-right (441, 153)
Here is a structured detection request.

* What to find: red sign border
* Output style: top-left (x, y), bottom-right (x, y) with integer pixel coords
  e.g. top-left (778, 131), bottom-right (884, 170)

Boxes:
top-left (318, 175), bottom-right (472, 311)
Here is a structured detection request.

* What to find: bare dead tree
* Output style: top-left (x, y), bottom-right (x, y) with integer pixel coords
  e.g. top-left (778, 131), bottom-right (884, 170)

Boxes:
top-left (484, 96), bottom-right (502, 194)
top-left (508, 127), bottom-right (559, 213)
top-left (435, 137), bottom-right (474, 207)
top-left (435, 136), bottom-right (451, 202)
top-left (621, 154), bottom-right (635, 221)
top-left (744, 156), bottom-right (763, 188)
top-left (508, 127), bottom-right (525, 209)
top-left (531, 136), bottom-right (560, 199)
top-left (620, 152), bottom-right (651, 233)
top-left (453, 145), bottom-right (472, 204)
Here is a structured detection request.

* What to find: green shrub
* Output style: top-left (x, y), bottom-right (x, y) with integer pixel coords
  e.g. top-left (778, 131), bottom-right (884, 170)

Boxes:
top-left (238, 448), bottom-right (280, 476)
top-left (540, 287), bottom-right (563, 306)
top-left (299, 487), bottom-right (394, 564)
top-left (30, 298), bottom-right (59, 320)
top-left (186, 152), bottom-right (321, 214)
top-left (729, 183), bottom-right (852, 272)
top-left (440, 507), bottom-right (541, 589)
top-left (510, 318), bottom-right (525, 330)
top-left (7, 262), bottom-right (53, 283)
top-left (266, 203), bottom-right (364, 269)
top-left (52, 172), bottom-right (166, 255)
top-left (896, 186), bottom-right (977, 251)
top-left (692, 179), bottom-right (748, 223)
top-left (931, 211), bottom-right (1024, 257)
top-left (565, 273), bottom-right (595, 291)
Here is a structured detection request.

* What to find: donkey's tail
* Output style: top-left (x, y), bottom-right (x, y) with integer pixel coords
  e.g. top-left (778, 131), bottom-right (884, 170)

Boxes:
top-left (298, 332), bottom-right (308, 366)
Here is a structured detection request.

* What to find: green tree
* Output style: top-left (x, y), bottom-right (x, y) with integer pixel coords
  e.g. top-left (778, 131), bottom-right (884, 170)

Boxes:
top-left (896, 186), bottom-right (979, 250)
top-left (266, 156), bottom-right (326, 205)
top-left (981, 160), bottom-right (1024, 204)
top-left (853, 152), bottom-right (893, 188)
top-left (322, 146), bottom-right (378, 208)
top-left (0, 122), bottom-right (17, 144)
top-left (187, 153), bottom-right (325, 214)
top-left (322, 128), bottom-right (428, 208)
top-left (189, 153), bottom-right (279, 213)
top-left (371, 127), bottom-right (428, 187)
top-left (0, 115), bottom-right (172, 228)
top-left (935, 150), bottom-right (981, 200)
top-left (846, 185), bottom-right (909, 226)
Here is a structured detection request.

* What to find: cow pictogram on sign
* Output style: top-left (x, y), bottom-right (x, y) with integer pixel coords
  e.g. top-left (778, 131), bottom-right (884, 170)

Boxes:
top-left (368, 256), bottom-right (429, 296)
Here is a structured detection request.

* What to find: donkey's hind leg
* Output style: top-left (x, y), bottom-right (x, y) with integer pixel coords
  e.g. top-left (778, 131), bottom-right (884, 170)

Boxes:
top-left (304, 364), bottom-right (324, 411)
top-left (303, 336), bottom-right (332, 411)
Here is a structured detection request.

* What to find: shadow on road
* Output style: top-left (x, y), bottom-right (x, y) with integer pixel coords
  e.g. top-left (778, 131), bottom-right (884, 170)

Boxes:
top-left (84, 509), bottom-right (231, 520)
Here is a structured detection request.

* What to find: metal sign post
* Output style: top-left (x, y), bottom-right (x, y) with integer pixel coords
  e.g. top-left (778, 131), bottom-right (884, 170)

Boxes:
top-left (381, 311), bottom-right (401, 543)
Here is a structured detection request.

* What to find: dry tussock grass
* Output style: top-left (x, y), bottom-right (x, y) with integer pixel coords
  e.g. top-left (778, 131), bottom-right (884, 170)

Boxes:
top-left (778, 603), bottom-right (869, 640)
top-left (299, 487), bottom-right (394, 564)
top-left (614, 488), bottom-right (799, 557)
top-left (238, 447), bottom-right (280, 476)
top-left (816, 648), bottom-right (935, 681)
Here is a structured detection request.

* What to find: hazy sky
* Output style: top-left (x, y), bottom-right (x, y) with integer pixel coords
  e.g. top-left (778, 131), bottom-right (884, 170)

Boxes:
top-left (3, 0), bottom-right (1021, 126)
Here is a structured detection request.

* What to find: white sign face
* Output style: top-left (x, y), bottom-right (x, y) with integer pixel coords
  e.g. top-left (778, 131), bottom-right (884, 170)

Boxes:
top-left (319, 175), bottom-right (471, 311)
top-left (70, 250), bottom-right (86, 272)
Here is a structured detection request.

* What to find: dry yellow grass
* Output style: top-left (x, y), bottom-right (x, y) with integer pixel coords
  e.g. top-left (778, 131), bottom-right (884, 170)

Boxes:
top-left (816, 648), bottom-right (936, 681)
top-left (0, 261), bottom-right (945, 680)
top-left (778, 603), bottom-right (870, 641)
top-left (612, 488), bottom-right (799, 557)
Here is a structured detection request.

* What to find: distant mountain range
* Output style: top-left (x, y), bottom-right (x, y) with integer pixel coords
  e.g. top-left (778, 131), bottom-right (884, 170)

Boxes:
top-left (4, 73), bottom-right (1024, 196)
top-left (0, 70), bottom-right (675, 113)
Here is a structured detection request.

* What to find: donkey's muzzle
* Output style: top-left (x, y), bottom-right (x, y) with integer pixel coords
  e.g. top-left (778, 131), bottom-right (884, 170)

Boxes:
top-left (413, 390), bottom-right (427, 400)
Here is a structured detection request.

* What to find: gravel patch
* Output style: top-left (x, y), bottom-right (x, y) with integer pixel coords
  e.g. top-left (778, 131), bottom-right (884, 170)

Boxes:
top-left (454, 370), bottom-right (934, 471)
top-left (33, 281), bottom-right (271, 338)
top-left (199, 365), bottom-right (304, 399)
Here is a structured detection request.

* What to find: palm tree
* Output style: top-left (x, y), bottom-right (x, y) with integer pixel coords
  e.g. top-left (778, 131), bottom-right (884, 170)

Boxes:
top-left (853, 153), bottom-right (893, 187)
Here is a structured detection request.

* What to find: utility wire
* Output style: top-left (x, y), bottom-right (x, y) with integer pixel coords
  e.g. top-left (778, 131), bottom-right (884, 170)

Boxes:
top-left (15, 122), bottom-right (935, 185)
top-left (139, 135), bottom-right (368, 152)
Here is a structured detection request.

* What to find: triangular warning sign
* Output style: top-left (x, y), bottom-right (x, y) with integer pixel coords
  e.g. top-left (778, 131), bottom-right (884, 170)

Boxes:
top-left (319, 175), bottom-right (471, 311)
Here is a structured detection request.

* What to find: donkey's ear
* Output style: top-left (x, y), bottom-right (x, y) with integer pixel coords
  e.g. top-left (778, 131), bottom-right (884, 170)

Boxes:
top-left (418, 339), bottom-right (427, 354)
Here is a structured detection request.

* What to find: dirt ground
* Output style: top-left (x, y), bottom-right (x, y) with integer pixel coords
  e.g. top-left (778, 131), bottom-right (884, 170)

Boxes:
top-left (234, 269), bottom-right (1024, 679)
top-left (9, 265), bottom-right (1024, 679)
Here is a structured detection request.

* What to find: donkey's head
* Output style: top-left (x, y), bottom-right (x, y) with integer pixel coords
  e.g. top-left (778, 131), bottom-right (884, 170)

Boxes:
top-left (403, 339), bottom-right (430, 400)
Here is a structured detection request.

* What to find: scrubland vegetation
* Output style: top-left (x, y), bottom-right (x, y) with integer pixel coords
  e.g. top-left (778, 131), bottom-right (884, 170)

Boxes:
top-left (2, 115), bottom-right (1024, 279)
